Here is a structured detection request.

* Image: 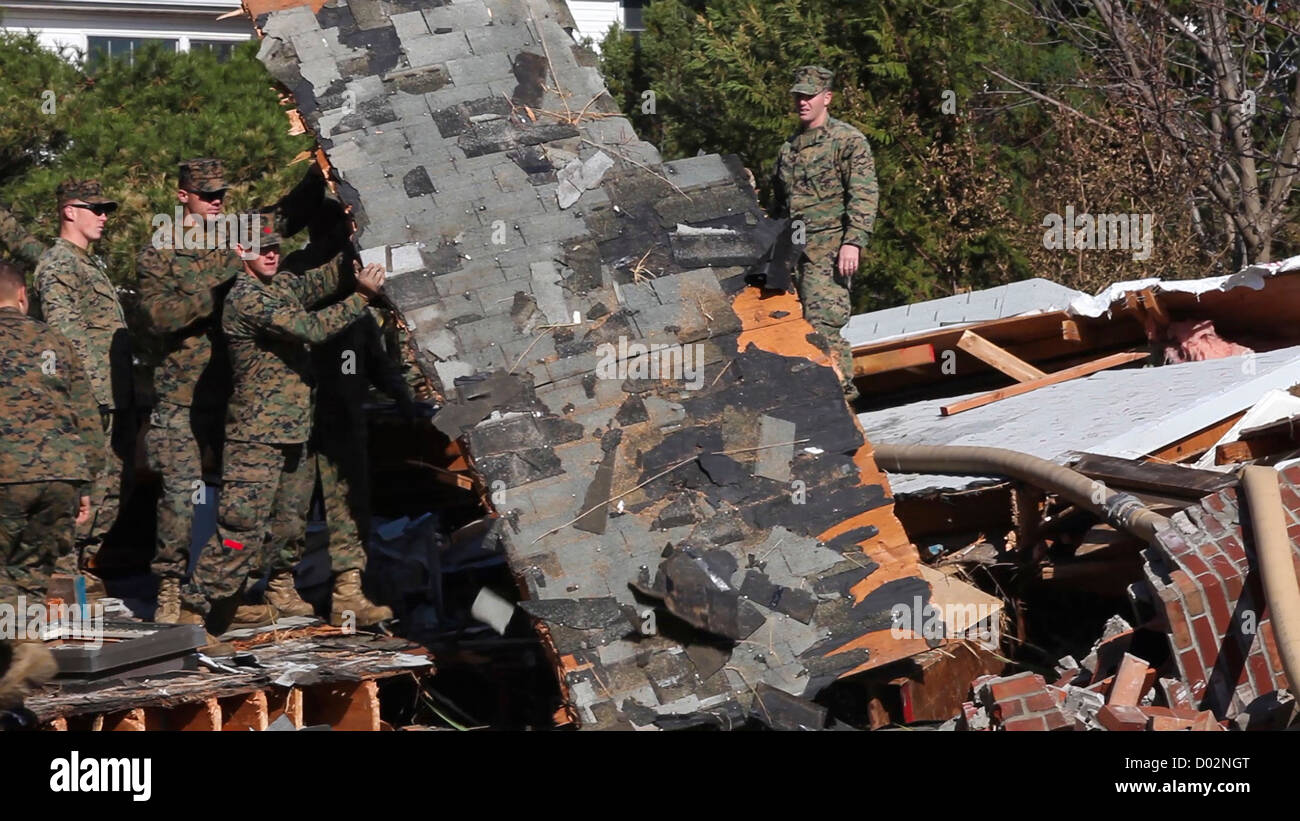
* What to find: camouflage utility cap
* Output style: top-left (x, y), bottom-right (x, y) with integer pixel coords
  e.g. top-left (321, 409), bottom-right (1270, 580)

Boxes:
top-left (244, 214), bottom-right (281, 254)
top-left (56, 179), bottom-right (117, 210)
top-left (791, 65), bottom-right (834, 95)
top-left (179, 158), bottom-right (228, 193)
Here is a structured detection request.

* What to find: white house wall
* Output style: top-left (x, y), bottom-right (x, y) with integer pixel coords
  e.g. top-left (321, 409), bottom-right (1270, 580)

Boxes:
top-left (0, 1), bottom-right (252, 60)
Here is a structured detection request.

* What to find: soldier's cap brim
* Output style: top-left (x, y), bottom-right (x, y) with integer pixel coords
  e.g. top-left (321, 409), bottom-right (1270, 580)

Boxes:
top-left (62, 196), bottom-right (118, 211)
top-left (187, 182), bottom-right (229, 194)
top-left (791, 82), bottom-right (827, 95)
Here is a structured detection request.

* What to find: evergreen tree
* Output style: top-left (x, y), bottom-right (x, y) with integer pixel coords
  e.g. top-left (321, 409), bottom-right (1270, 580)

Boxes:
top-left (0, 36), bottom-right (313, 284)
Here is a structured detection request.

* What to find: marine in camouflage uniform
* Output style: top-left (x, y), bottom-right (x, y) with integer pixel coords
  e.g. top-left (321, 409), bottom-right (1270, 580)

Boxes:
top-left (31, 180), bottom-right (131, 566)
top-left (0, 204), bottom-right (46, 270)
top-left (136, 159), bottom-right (243, 621)
top-left (771, 66), bottom-right (878, 401)
top-left (0, 261), bottom-right (105, 606)
top-left (215, 225), bottom-right (384, 625)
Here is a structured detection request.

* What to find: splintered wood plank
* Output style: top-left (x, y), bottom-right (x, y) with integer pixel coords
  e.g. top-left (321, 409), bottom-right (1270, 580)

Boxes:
top-left (853, 343), bottom-right (935, 377)
top-left (956, 330), bottom-right (1046, 382)
top-left (267, 687), bottom-right (303, 729)
top-left (1070, 452), bottom-right (1238, 496)
top-left (221, 691), bottom-right (269, 731)
top-left (104, 708), bottom-right (146, 731)
top-left (151, 698), bottom-right (221, 731)
top-left (1062, 319), bottom-right (1082, 342)
top-left (1146, 412), bottom-right (1246, 463)
top-left (243, 0), bottom-right (326, 17)
top-left (940, 351), bottom-right (1148, 416)
top-left (45, 717), bottom-right (68, 731)
top-left (891, 642), bottom-right (1007, 722)
top-left (731, 289), bottom-right (835, 370)
top-left (304, 680), bottom-right (380, 731)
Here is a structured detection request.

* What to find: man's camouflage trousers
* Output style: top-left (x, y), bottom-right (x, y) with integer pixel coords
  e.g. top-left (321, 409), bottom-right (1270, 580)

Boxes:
top-left (213, 440), bottom-right (314, 597)
top-left (145, 401), bottom-right (224, 613)
top-left (792, 230), bottom-right (856, 395)
top-left (77, 411), bottom-right (132, 566)
top-left (315, 428), bottom-right (369, 575)
top-left (0, 481), bottom-right (79, 605)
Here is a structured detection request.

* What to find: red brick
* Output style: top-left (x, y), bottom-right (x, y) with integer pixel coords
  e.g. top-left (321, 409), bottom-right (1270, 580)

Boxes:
top-left (1204, 493), bottom-right (1228, 516)
top-left (1024, 691), bottom-right (1058, 713)
top-left (1109, 653), bottom-right (1150, 706)
top-left (1002, 714), bottom-right (1049, 731)
top-left (1222, 569), bottom-right (1245, 603)
top-left (1164, 597), bottom-right (1194, 651)
top-left (1097, 704), bottom-right (1147, 731)
top-left (1201, 577), bottom-right (1233, 635)
top-left (994, 697), bottom-right (1025, 720)
top-left (1149, 715), bottom-right (1196, 731)
top-left (1190, 615), bottom-right (1222, 668)
top-left (1280, 482), bottom-right (1300, 511)
top-left (988, 672), bottom-right (1047, 701)
top-left (1042, 709), bottom-right (1073, 731)
top-left (1218, 534), bottom-right (1246, 563)
top-left (1244, 649), bottom-right (1269, 692)
top-left (1206, 548), bottom-right (1240, 580)
top-left (1142, 705), bottom-right (1199, 720)
top-left (1173, 570), bottom-right (1206, 617)
top-left (1178, 647), bottom-right (1208, 695)
top-left (1202, 514), bottom-right (1227, 537)
top-left (1181, 551), bottom-right (1212, 579)
top-left (1190, 710), bottom-right (1225, 731)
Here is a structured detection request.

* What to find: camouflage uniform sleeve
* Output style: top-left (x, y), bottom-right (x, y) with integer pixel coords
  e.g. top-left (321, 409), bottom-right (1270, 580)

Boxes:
top-left (258, 287), bottom-right (369, 344)
top-left (36, 255), bottom-right (111, 408)
top-left (0, 205), bottom-right (45, 269)
top-left (136, 246), bottom-right (227, 335)
top-left (361, 310), bottom-right (414, 407)
top-left (289, 259), bottom-right (347, 307)
top-left (769, 144), bottom-right (791, 220)
top-left (62, 339), bottom-right (106, 477)
top-left (841, 132), bottom-right (878, 248)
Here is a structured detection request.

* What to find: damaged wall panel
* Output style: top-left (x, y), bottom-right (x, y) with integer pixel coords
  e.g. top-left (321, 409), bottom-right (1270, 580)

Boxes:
top-left (251, 0), bottom-right (949, 729)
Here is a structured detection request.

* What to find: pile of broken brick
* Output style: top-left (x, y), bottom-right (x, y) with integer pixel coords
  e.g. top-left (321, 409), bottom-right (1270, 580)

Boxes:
top-left (955, 617), bottom-right (1295, 731)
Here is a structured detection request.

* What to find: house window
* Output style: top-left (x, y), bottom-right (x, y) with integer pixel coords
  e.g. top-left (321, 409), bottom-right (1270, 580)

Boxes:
top-left (86, 36), bottom-right (178, 68)
top-left (189, 39), bottom-right (241, 62)
top-left (624, 0), bottom-right (648, 32)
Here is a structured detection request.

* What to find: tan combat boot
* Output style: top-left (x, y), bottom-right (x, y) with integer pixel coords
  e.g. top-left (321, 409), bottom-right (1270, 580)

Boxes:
top-left (177, 604), bottom-right (233, 656)
top-left (231, 602), bottom-right (279, 627)
top-left (265, 571), bottom-right (314, 618)
top-left (154, 577), bottom-right (181, 624)
top-left (330, 569), bottom-right (393, 627)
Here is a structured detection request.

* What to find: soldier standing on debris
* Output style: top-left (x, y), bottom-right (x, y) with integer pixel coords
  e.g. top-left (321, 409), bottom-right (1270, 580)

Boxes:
top-left (32, 180), bottom-right (130, 575)
top-left (771, 66), bottom-right (878, 403)
top-left (212, 223), bottom-right (386, 630)
top-left (137, 159), bottom-right (244, 625)
top-left (282, 247), bottom-right (411, 628)
top-left (0, 261), bottom-right (103, 608)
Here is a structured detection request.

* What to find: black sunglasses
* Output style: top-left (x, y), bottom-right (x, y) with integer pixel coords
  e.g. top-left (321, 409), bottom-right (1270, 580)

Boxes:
top-left (186, 188), bottom-right (227, 202)
top-left (68, 203), bottom-right (114, 216)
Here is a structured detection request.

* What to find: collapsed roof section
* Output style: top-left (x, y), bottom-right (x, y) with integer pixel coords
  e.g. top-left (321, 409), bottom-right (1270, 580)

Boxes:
top-left (249, 0), bottom-right (945, 729)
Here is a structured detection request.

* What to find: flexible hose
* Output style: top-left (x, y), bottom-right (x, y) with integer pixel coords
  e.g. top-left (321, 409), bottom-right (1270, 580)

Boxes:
top-left (1239, 466), bottom-right (1300, 696)
top-left (872, 443), bottom-right (1170, 544)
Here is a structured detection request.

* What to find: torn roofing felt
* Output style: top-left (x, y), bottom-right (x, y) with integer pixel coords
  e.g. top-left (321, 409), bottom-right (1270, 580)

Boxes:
top-left (252, 0), bottom-right (942, 729)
